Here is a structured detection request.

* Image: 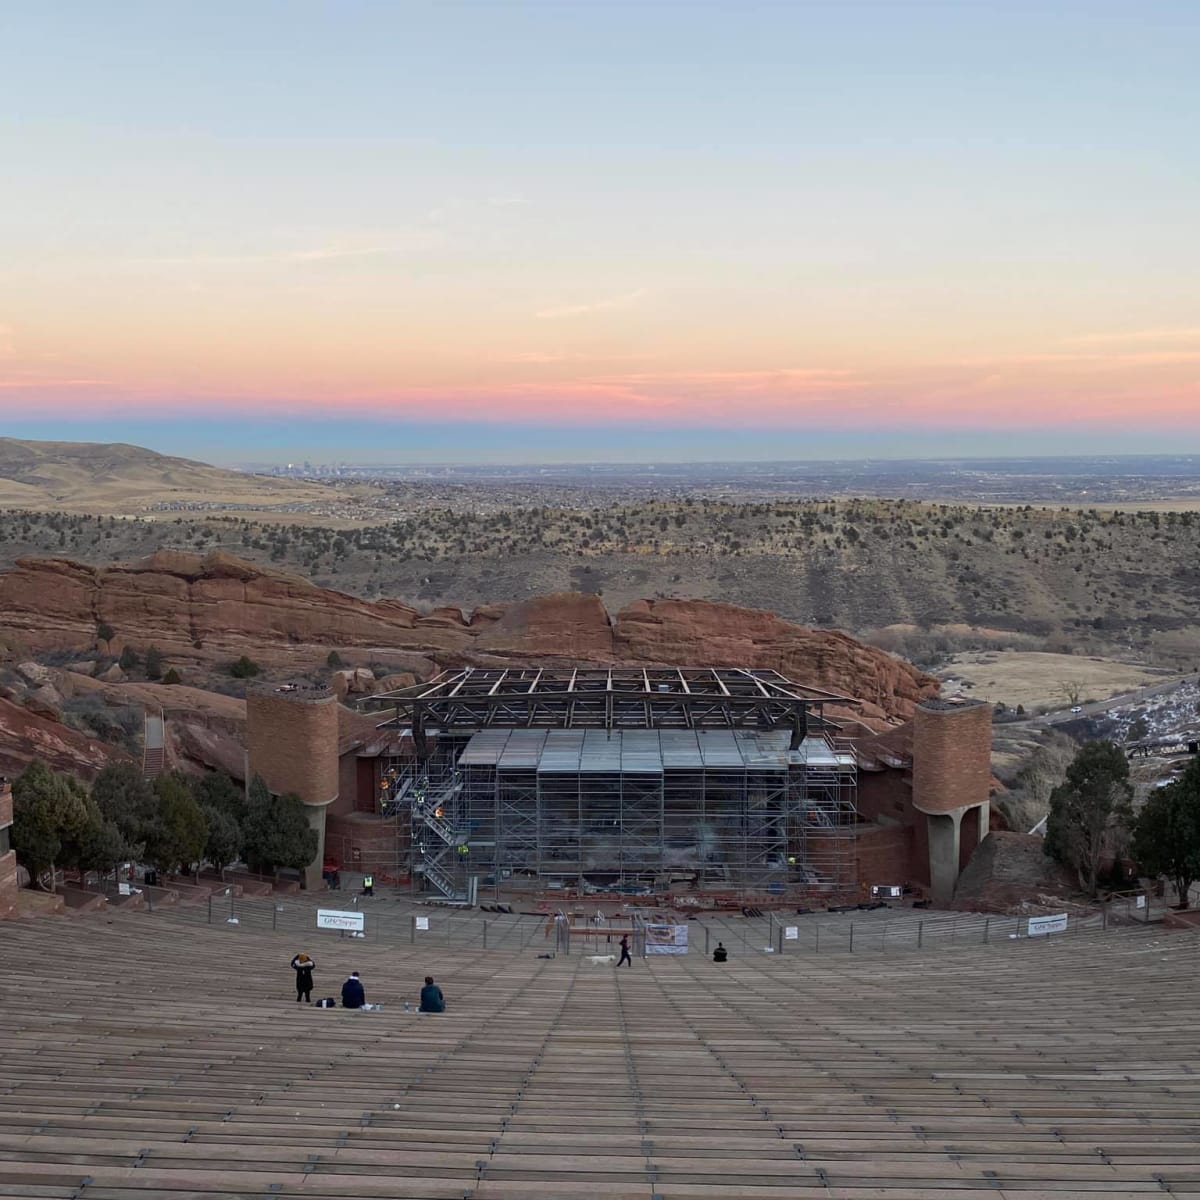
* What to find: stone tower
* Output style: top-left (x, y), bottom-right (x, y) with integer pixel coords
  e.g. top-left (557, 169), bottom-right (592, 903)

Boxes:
top-left (245, 684), bottom-right (339, 889)
top-left (912, 697), bottom-right (992, 904)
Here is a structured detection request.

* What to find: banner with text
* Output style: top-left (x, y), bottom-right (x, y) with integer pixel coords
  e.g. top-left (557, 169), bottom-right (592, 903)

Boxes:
top-left (1027, 913), bottom-right (1068, 937)
top-left (645, 924), bottom-right (689, 955)
top-left (317, 908), bottom-right (365, 932)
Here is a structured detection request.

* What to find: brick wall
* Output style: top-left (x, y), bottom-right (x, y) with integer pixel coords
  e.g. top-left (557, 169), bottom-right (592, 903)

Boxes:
top-left (855, 824), bottom-right (916, 888)
top-left (912, 701), bottom-right (992, 815)
top-left (0, 782), bottom-right (16, 919)
top-left (245, 688), bottom-right (339, 807)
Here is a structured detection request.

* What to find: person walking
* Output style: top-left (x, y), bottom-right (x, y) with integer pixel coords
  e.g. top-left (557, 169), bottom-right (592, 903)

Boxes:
top-left (618, 934), bottom-right (633, 967)
top-left (291, 953), bottom-right (316, 1002)
top-left (419, 976), bottom-right (446, 1013)
top-left (341, 971), bottom-right (366, 1009)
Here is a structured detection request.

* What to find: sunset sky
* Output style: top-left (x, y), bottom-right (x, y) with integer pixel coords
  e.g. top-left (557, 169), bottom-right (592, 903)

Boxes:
top-left (2, 1), bottom-right (1198, 463)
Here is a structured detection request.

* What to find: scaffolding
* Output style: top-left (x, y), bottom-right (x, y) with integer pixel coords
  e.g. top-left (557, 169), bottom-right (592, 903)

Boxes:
top-left (367, 668), bottom-right (859, 901)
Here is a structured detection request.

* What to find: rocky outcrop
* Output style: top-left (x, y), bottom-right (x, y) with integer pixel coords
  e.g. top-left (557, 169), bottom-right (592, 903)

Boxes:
top-left (953, 832), bottom-right (1079, 913)
top-left (472, 593), bottom-right (615, 662)
top-left (0, 552), bottom-right (459, 659)
top-left (0, 552), bottom-right (938, 729)
top-left (614, 599), bottom-right (936, 723)
top-left (0, 695), bottom-right (130, 781)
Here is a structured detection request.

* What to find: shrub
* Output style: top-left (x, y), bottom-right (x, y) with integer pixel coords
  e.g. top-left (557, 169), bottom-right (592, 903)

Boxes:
top-left (162, 667), bottom-right (182, 685)
top-left (229, 655), bottom-right (261, 679)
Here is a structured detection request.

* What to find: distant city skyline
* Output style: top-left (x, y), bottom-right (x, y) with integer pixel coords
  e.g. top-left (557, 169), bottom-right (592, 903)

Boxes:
top-left (2, 2), bottom-right (1198, 461)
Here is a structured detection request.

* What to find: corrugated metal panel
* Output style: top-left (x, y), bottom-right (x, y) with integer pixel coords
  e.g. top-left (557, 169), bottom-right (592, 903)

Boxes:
top-left (698, 730), bottom-right (744, 768)
top-left (621, 729), bottom-right (663, 774)
top-left (499, 729), bottom-right (547, 770)
top-left (660, 729), bottom-right (702, 769)
top-left (458, 729), bottom-right (511, 766)
top-left (580, 728), bottom-right (622, 773)
top-left (538, 729), bottom-right (585, 773)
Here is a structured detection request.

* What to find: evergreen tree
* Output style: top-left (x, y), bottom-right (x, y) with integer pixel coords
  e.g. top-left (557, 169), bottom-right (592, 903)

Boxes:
top-left (144, 774), bottom-right (209, 876)
top-left (192, 771), bottom-right (246, 827)
top-left (202, 805), bottom-right (242, 877)
top-left (1133, 760), bottom-right (1200, 908)
top-left (1045, 740), bottom-right (1133, 894)
top-left (242, 776), bottom-right (317, 876)
top-left (11, 760), bottom-right (88, 892)
top-left (90, 762), bottom-right (154, 857)
top-left (69, 799), bottom-right (132, 882)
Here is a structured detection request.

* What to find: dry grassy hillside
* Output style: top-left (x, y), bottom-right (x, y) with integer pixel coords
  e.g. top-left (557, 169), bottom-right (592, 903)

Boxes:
top-left (1, 497), bottom-right (1197, 666)
top-left (0, 437), bottom-right (340, 513)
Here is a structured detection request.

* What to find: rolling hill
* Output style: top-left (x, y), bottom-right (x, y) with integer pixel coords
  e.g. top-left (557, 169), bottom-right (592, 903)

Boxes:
top-left (0, 437), bottom-right (339, 514)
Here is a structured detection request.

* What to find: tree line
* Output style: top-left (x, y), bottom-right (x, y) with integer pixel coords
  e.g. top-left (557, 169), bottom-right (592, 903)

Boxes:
top-left (10, 762), bottom-right (318, 890)
top-left (1045, 741), bottom-right (1200, 906)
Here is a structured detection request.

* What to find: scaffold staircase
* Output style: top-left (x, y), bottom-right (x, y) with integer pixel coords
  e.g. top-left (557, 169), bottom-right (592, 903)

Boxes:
top-left (410, 774), bottom-right (469, 901)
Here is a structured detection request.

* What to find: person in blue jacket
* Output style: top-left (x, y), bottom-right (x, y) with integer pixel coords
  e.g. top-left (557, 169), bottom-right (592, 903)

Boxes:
top-left (419, 976), bottom-right (445, 1013)
top-left (341, 971), bottom-right (366, 1009)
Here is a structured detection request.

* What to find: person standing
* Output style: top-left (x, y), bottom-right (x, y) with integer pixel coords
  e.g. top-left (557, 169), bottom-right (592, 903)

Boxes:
top-left (419, 976), bottom-right (446, 1013)
top-left (618, 934), bottom-right (633, 967)
top-left (363, 873), bottom-right (374, 897)
top-left (341, 971), bottom-right (366, 1009)
top-left (291, 953), bottom-right (315, 1003)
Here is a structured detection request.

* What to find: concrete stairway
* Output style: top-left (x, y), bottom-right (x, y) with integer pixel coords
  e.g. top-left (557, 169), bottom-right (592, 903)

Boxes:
top-left (0, 910), bottom-right (1197, 1198)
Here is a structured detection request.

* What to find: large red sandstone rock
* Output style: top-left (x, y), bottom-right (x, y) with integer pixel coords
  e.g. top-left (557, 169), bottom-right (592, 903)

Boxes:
top-left (471, 592), bottom-right (614, 661)
top-left (0, 553), bottom-right (937, 729)
top-left (614, 599), bottom-right (936, 723)
top-left (0, 695), bottom-right (130, 780)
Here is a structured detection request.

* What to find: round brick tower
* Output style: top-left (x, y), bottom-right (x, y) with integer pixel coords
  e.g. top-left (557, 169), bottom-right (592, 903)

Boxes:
top-left (245, 684), bottom-right (339, 888)
top-left (911, 697), bottom-right (992, 904)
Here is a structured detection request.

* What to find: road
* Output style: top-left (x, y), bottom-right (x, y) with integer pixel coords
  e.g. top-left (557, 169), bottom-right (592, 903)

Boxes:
top-left (1009, 672), bottom-right (1200, 730)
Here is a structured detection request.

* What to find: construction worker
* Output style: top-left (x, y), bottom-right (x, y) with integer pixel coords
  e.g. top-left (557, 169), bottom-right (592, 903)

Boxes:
top-left (363, 873), bottom-right (374, 897)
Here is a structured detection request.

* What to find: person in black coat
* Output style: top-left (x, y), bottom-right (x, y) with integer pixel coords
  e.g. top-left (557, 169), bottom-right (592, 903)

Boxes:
top-left (291, 953), bottom-right (315, 1002)
top-left (618, 934), bottom-right (633, 967)
top-left (341, 972), bottom-right (366, 1009)
top-left (712, 942), bottom-right (728, 963)
top-left (419, 976), bottom-right (445, 1013)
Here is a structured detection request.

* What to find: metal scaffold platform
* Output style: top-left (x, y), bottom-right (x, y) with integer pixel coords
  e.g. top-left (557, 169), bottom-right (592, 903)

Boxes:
top-left (366, 667), bottom-right (860, 901)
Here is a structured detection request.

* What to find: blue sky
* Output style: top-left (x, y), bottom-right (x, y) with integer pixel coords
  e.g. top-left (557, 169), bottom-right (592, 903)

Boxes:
top-left (2, 1), bottom-right (1198, 464)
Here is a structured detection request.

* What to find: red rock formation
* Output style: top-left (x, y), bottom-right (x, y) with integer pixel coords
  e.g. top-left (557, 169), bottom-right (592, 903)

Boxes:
top-left (0, 553), bottom-right (937, 730)
top-left (0, 695), bottom-right (131, 781)
top-left (614, 599), bottom-right (936, 723)
top-left (471, 592), bottom-right (614, 662)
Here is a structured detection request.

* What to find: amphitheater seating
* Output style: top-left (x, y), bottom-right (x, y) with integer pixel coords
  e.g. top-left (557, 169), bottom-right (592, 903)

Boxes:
top-left (0, 905), bottom-right (1198, 1199)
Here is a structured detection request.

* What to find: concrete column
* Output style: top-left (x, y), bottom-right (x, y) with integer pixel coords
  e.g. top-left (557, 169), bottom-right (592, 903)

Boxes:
top-left (304, 803), bottom-right (330, 892)
top-left (927, 811), bottom-right (962, 907)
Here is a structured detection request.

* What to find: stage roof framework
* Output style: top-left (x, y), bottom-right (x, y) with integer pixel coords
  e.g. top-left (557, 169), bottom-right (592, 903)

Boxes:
top-left (366, 666), bottom-right (858, 750)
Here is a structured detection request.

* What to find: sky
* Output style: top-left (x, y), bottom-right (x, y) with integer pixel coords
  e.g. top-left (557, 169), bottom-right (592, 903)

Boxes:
top-left (1, 0), bottom-right (1199, 464)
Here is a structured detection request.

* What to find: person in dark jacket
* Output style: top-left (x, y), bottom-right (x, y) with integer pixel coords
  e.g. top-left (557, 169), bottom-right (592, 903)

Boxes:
top-left (291, 952), bottom-right (315, 1002)
top-left (419, 976), bottom-right (445, 1013)
top-left (341, 972), bottom-right (366, 1009)
top-left (618, 934), bottom-right (633, 967)
top-left (712, 942), bottom-right (728, 963)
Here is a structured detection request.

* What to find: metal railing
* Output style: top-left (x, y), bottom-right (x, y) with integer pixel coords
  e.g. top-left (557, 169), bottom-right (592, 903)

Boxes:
top-left (132, 888), bottom-right (1169, 960)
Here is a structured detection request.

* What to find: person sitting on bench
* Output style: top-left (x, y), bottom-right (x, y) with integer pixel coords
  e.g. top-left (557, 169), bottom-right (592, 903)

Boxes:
top-left (713, 942), bottom-right (728, 963)
top-left (341, 971), bottom-right (366, 1009)
top-left (419, 976), bottom-right (445, 1013)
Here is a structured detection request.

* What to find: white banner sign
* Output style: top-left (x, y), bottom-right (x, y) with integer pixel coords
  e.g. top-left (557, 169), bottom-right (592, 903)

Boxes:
top-left (645, 924), bottom-right (689, 955)
top-left (415, 916), bottom-right (430, 931)
top-left (784, 925), bottom-right (799, 940)
top-left (1136, 894), bottom-right (1146, 909)
top-left (317, 908), bottom-right (365, 932)
top-left (118, 882), bottom-right (131, 896)
top-left (1027, 912), bottom-right (1068, 937)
